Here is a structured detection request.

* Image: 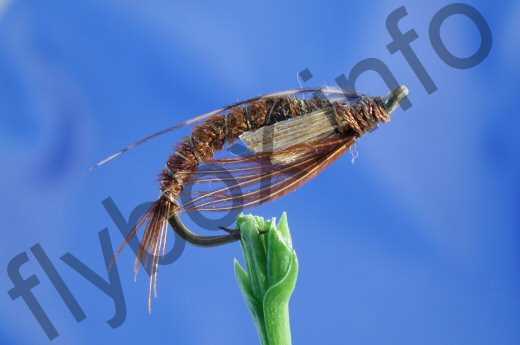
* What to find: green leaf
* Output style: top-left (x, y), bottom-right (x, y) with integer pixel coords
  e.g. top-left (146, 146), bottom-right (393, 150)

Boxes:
top-left (277, 212), bottom-right (292, 248)
top-left (234, 259), bottom-right (268, 345)
top-left (239, 215), bottom-right (268, 298)
top-left (263, 254), bottom-right (299, 308)
top-left (266, 221), bottom-right (292, 287)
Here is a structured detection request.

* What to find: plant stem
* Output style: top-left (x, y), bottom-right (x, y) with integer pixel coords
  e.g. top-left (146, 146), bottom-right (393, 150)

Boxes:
top-left (234, 213), bottom-right (298, 345)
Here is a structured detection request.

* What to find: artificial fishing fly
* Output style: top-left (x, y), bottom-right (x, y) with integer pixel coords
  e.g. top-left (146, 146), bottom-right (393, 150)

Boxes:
top-left (94, 85), bottom-right (409, 310)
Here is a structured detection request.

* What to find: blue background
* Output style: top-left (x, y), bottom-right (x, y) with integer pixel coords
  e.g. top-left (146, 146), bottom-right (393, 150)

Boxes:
top-left (1, 0), bottom-right (519, 344)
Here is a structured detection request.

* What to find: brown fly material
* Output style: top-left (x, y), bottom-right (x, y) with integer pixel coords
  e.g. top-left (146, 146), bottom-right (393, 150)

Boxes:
top-left (94, 86), bottom-right (409, 310)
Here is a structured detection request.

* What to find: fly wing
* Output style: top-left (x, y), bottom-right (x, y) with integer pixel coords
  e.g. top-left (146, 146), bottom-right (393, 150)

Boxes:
top-left (180, 136), bottom-right (354, 213)
top-left (239, 107), bottom-right (339, 164)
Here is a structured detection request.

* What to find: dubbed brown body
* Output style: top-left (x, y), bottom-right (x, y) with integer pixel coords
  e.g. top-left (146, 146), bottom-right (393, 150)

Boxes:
top-left (160, 93), bottom-right (388, 205)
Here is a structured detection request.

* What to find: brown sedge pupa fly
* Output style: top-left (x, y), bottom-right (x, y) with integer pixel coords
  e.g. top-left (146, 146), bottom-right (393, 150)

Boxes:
top-left (93, 85), bottom-right (409, 311)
